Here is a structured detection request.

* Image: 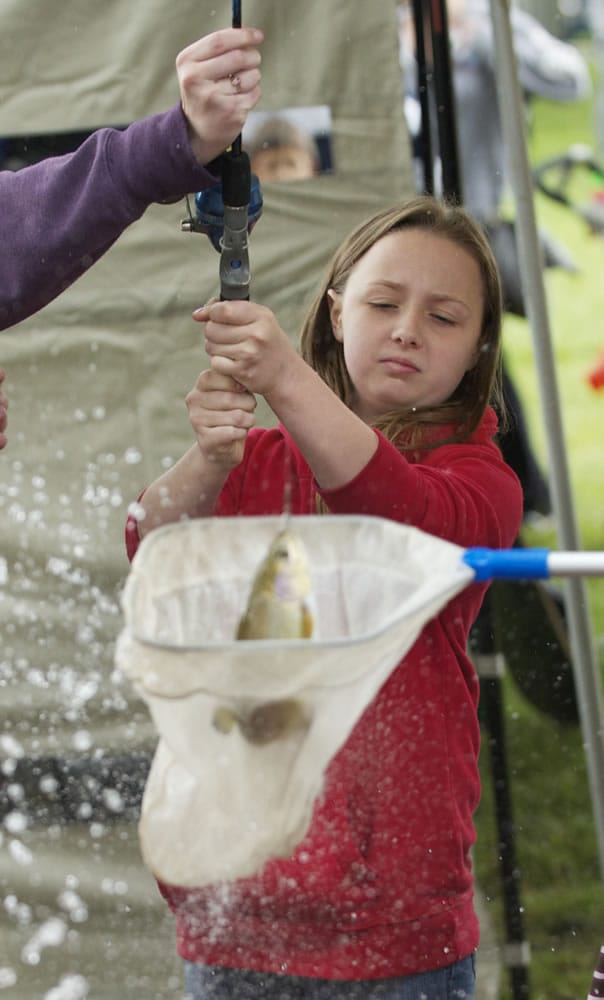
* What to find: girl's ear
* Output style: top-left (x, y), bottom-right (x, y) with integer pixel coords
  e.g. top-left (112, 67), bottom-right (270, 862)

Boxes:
top-left (466, 348), bottom-right (479, 372)
top-left (466, 336), bottom-right (485, 372)
top-left (327, 289), bottom-right (344, 343)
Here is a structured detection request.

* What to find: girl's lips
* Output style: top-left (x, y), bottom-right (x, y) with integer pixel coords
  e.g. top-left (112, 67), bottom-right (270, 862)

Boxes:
top-left (381, 357), bottom-right (420, 374)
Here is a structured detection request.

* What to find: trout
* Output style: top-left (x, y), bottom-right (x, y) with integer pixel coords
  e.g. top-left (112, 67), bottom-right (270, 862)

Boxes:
top-left (212, 527), bottom-right (314, 745)
top-left (236, 528), bottom-right (314, 641)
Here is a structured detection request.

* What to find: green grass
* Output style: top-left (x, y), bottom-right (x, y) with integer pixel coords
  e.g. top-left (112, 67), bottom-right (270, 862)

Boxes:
top-left (472, 44), bottom-right (604, 1000)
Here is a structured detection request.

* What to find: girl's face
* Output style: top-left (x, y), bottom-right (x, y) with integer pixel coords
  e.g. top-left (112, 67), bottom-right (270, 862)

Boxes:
top-left (327, 227), bottom-right (485, 424)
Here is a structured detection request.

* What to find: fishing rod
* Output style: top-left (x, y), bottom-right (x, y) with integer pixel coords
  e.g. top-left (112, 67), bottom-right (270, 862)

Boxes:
top-left (182, 0), bottom-right (262, 299)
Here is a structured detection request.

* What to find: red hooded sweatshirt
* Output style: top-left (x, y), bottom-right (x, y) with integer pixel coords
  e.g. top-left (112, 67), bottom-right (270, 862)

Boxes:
top-left (125, 409), bottom-right (523, 981)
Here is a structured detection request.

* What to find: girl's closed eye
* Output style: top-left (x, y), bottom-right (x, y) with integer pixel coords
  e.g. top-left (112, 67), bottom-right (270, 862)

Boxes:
top-left (430, 312), bottom-right (457, 325)
top-left (369, 300), bottom-right (397, 310)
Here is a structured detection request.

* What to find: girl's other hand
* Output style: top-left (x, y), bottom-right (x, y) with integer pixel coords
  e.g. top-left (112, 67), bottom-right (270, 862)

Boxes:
top-left (185, 368), bottom-right (256, 468)
top-left (194, 299), bottom-right (297, 397)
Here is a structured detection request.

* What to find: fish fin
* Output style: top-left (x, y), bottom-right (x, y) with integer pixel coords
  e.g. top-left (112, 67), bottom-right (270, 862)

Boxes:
top-left (212, 706), bottom-right (238, 734)
top-left (240, 699), bottom-right (308, 745)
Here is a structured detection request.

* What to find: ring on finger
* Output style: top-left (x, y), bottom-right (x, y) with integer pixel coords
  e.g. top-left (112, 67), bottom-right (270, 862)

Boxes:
top-left (229, 73), bottom-right (242, 93)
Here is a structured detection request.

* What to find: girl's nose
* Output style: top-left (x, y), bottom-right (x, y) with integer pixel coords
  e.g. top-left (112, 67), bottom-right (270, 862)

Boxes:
top-left (391, 311), bottom-right (421, 347)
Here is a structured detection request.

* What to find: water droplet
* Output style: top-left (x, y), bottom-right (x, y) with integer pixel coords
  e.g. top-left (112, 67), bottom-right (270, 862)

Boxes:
top-left (124, 447), bottom-right (142, 465)
top-left (72, 730), bottom-right (92, 752)
top-left (0, 967), bottom-right (17, 989)
top-left (3, 811), bottom-right (27, 835)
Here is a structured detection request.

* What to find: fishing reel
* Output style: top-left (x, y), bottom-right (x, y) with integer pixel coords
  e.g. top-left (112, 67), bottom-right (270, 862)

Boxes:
top-left (183, 174), bottom-right (263, 252)
top-left (182, 151), bottom-right (263, 300)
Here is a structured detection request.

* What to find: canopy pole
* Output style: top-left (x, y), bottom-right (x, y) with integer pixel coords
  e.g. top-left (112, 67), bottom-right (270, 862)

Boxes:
top-left (411, 0), bottom-right (435, 194)
top-left (428, 0), bottom-right (462, 201)
top-left (488, 0), bottom-right (604, 878)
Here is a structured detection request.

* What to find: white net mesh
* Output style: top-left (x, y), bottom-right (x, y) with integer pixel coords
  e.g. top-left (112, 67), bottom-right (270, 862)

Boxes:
top-left (116, 515), bottom-right (473, 887)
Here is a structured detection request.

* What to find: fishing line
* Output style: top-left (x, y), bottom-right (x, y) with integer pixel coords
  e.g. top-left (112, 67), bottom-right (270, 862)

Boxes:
top-left (231, 0), bottom-right (243, 157)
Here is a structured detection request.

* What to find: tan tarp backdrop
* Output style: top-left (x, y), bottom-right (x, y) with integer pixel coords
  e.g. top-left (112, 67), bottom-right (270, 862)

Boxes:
top-left (0, 2), bottom-right (415, 997)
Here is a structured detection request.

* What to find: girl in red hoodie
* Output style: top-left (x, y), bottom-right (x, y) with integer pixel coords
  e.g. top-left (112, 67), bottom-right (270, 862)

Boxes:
top-left (126, 196), bottom-right (523, 999)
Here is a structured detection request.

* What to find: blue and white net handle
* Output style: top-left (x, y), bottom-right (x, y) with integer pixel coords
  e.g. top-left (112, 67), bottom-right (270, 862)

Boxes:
top-left (463, 548), bottom-right (604, 581)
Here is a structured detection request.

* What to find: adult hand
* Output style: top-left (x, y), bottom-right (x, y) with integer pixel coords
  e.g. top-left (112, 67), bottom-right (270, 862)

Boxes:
top-left (177, 27), bottom-right (263, 166)
top-left (185, 369), bottom-right (256, 468)
top-left (194, 299), bottom-right (299, 398)
top-left (0, 369), bottom-right (8, 450)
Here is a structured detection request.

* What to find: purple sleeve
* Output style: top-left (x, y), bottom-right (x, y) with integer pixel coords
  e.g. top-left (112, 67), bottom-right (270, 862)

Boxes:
top-left (0, 103), bottom-right (218, 330)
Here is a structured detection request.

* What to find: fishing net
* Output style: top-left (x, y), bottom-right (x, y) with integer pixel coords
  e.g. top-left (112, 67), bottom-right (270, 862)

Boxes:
top-left (115, 515), bottom-right (473, 887)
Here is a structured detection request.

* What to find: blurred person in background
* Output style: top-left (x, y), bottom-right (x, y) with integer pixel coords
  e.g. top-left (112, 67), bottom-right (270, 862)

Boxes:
top-left (246, 116), bottom-right (320, 182)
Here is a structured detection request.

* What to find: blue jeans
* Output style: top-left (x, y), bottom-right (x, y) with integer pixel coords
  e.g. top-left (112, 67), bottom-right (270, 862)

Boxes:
top-left (183, 954), bottom-right (475, 999)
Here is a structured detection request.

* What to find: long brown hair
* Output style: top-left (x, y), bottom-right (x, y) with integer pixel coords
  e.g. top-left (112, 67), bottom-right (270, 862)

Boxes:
top-left (299, 195), bottom-right (504, 452)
